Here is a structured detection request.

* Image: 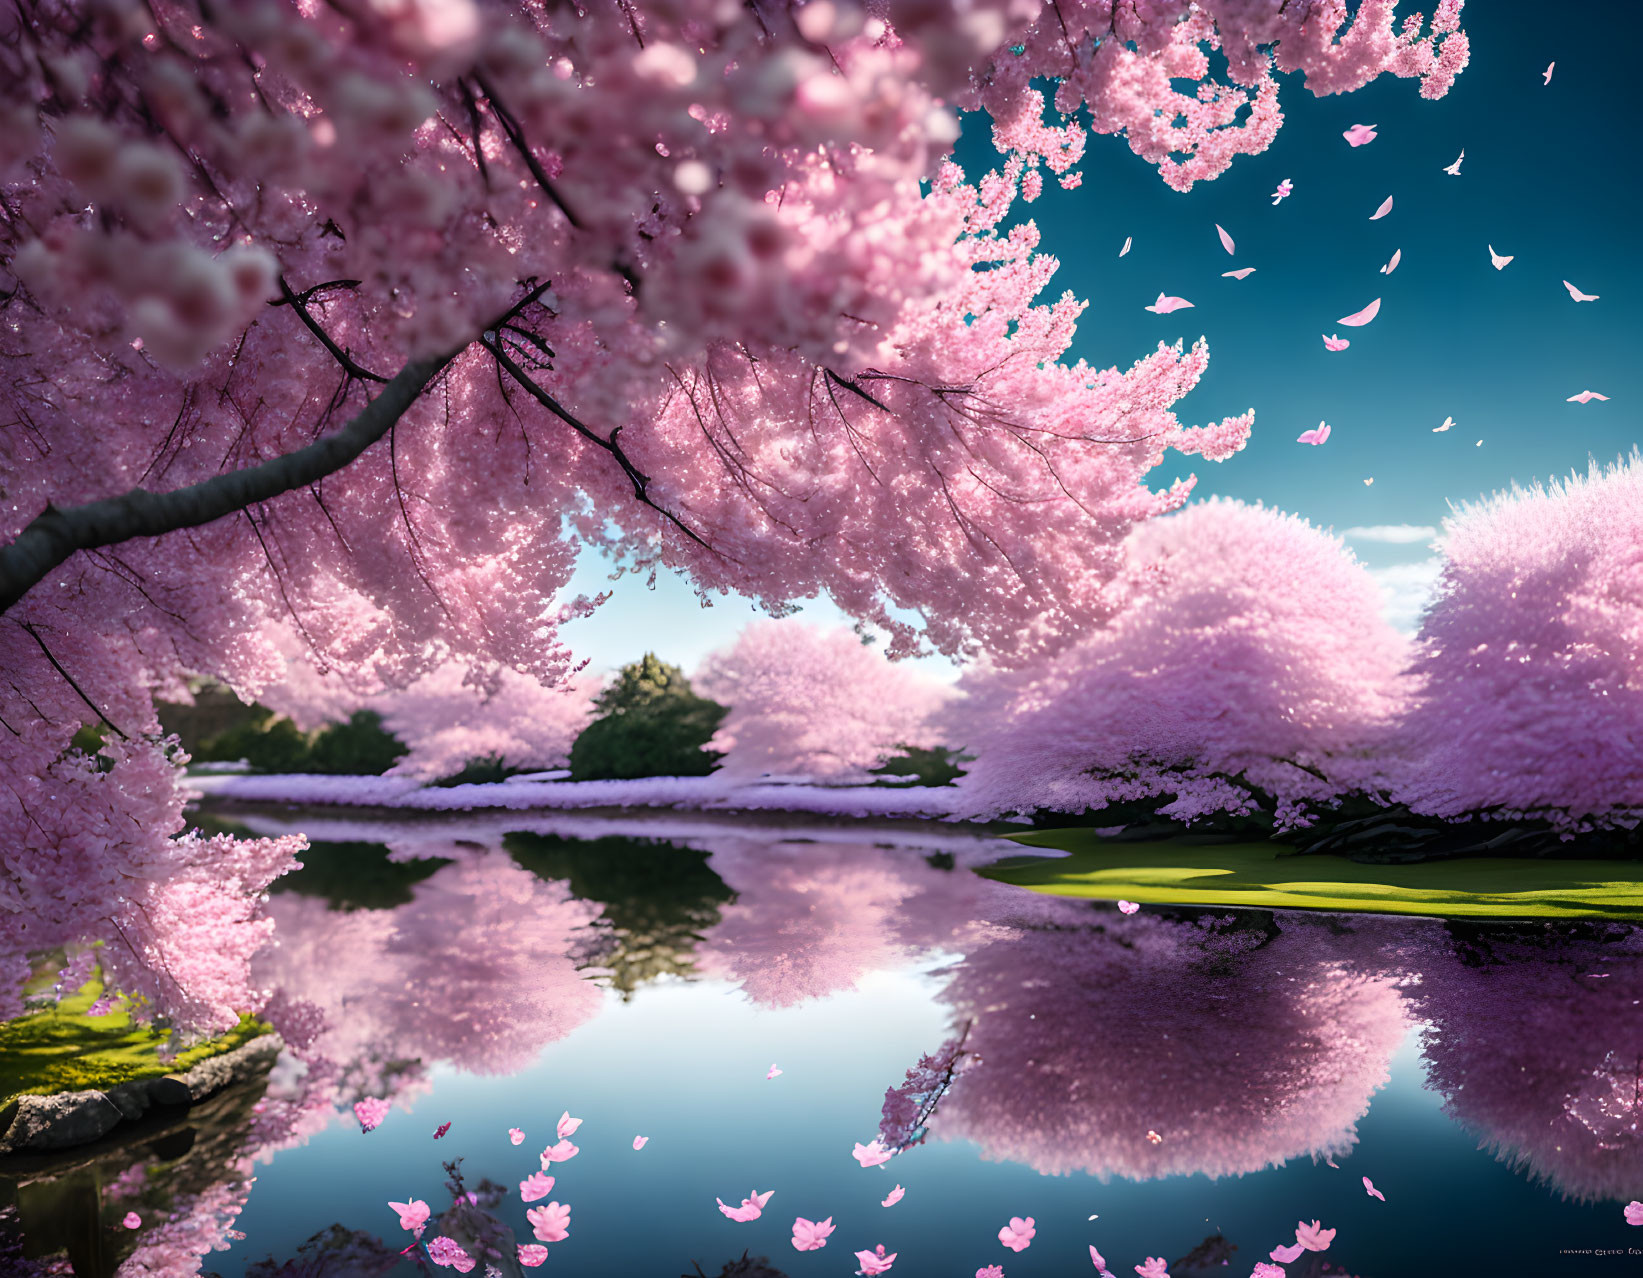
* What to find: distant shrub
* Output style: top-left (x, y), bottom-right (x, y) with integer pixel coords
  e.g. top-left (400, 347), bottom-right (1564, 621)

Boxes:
top-left (568, 655), bottom-right (726, 781)
top-left (196, 708), bottom-right (406, 775)
top-left (872, 745), bottom-right (970, 788)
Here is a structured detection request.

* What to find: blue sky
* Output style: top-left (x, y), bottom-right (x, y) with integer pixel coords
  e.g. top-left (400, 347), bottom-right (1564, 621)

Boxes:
top-left (561, 1), bottom-right (1638, 676)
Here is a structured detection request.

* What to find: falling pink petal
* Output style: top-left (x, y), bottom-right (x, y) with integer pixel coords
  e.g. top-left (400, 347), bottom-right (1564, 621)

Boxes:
top-left (518, 1244), bottom-right (549, 1268)
top-left (717, 1197), bottom-right (761, 1223)
top-left (1145, 1129), bottom-right (1163, 1144)
top-left (1271, 1243), bottom-right (1306, 1263)
top-left (976, 1267), bottom-right (1005, 1278)
top-left (1117, 900), bottom-right (1140, 914)
top-left (433, 1122), bottom-right (451, 1140)
top-left (1567, 390), bottom-right (1611, 403)
top-left (792, 1216), bottom-right (836, 1251)
top-left (633, 1135), bottom-right (649, 1149)
top-left (520, 1173), bottom-right (554, 1203)
top-left (1296, 1220), bottom-right (1337, 1252)
top-left (1134, 1258), bottom-right (1170, 1278)
top-left (1119, 236), bottom-right (1132, 257)
top-left (767, 1063), bottom-right (782, 1079)
top-left (540, 1139), bottom-right (579, 1166)
top-left (1215, 224), bottom-right (1236, 255)
top-left (1379, 249), bottom-right (1401, 274)
top-left (1221, 267), bottom-right (1256, 280)
top-left (1252, 1266), bottom-right (1286, 1278)
top-left (1271, 178), bottom-right (1293, 204)
top-left (1563, 280), bottom-right (1600, 302)
top-left (1369, 195), bottom-right (1393, 220)
top-left (853, 1139), bottom-right (894, 1167)
top-left (354, 1098), bottom-right (390, 1133)
top-left (1296, 422), bottom-right (1331, 446)
top-left (1143, 293), bottom-right (1194, 314)
top-left (1363, 1176), bottom-right (1386, 1201)
top-left (1364, 477), bottom-right (1374, 486)
top-left (1625, 1201), bottom-right (1643, 1226)
top-left (121, 1212), bottom-right (142, 1229)
top-left (426, 1238), bottom-right (474, 1271)
top-left (1489, 245), bottom-right (1513, 269)
top-left (1543, 61), bottom-right (1555, 85)
top-left (1322, 333), bottom-right (1350, 351)
top-left (527, 1201), bottom-right (571, 1243)
top-left (1090, 1244), bottom-right (1107, 1269)
top-left (1337, 298), bottom-right (1381, 326)
top-left (556, 1111), bottom-right (582, 1139)
top-left (508, 1128), bottom-right (525, 1145)
top-left (1343, 123), bottom-right (1378, 147)
top-left (854, 1244), bottom-right (897, 1275)
top-left (388, 1199), bottom-right (430, 1238)
top-left (882, 1185), bottom-right (905, 1207)
top-left (999, 1216), bottom-right (1037, 1252)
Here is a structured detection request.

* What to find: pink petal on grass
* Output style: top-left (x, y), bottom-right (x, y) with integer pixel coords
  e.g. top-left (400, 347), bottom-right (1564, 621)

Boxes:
top-left (1337, 298), bottom-right (1381, 326)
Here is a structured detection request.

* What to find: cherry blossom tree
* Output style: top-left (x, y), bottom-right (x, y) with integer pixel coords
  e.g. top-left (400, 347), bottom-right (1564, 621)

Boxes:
top-left (694, 622), bottom-right (952, 782)
top-left (1388, 454), bottom-right (1643, 832)
top-left (950, 499), bottom-right (1411, 829)
top-left (0, 0), bottom-right (1467, 1028)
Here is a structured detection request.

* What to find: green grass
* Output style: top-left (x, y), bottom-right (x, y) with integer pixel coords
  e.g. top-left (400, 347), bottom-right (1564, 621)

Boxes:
top-left (0, 975), bottom-right (269, 1108)
top-left (985, 828), bottom-right (1643, 920)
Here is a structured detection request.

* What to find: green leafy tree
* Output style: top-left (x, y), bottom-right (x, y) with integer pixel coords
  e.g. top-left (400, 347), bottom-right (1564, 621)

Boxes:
top-left (568, 655), bottom-right (726, 781)
top-left (195, 708), bottom-right (406, 775)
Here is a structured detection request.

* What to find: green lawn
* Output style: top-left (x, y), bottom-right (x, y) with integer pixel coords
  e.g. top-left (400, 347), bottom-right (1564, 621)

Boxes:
top-left (0, 975), bottom-right (269, 1108)
top-left (985, 828), bottom-right (1643, 920)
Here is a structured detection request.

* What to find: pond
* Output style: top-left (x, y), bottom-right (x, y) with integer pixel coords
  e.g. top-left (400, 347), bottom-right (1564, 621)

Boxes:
top-left (6, 812), bottom-right (1641, 1277)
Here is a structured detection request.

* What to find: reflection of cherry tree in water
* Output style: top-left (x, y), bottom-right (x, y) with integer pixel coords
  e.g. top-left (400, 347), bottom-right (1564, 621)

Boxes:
top-left (693, 840), bottom-right (1016, 1008)
top-left (1406, 921), bottom-right (1643, 1203)
top-left (893, 909), bottom-right (1409, 1181)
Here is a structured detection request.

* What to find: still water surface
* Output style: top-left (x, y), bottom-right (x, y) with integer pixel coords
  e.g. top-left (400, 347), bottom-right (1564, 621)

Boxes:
top-left (7, 813), bottom-right (1641, 1276)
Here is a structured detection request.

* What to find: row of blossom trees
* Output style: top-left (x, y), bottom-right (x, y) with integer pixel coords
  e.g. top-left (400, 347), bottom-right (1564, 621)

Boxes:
top-left (330, 452), bottom-right (1637, 840)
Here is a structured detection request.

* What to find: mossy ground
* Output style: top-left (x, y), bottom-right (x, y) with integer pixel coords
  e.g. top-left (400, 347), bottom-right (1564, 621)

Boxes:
top-left (0, 974), bottom-right (268, 1108)
top-left (988, 827), bottom-right (1643, 920)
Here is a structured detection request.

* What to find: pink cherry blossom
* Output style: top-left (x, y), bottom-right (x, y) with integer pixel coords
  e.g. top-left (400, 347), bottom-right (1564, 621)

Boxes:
top-left (853, 1139), bottom-right (894, 1167)
top-left (999, 1216), bottom-right (1036, 1251)
top-left (527, 1201), bottom-right (571, 1243)
top-left (121, 1212), bottom-right (142, 1229)
top-left (633, 1135), bottom-right (649, 1150)
top-left (977, 1267), bottom-right (1006, 1278)
top-left (426, 1237), bottom-right (475, 1271)
top-left (520, 1173), bottom-right (555, 1203)
top-left (855, 1244), bottom-right (897, 1275)
top-left (1297, 422), bottom-right (1332, 446)
top-left (518, 1245), bottom-right (549, 1268)
top-left (1322, 334), bottom-right (1351, 351)
top-left (389, 1199), bottom-right (431, 1235)
top-left (354, 1098), bottom-right (391, 1133)
top-left (718, 1190), bottom-right (773, 1222)
top-left (1135, 1259), bottom-right (1169, 1278)
top-left (792, 1216), bottom-right (836, 1250)
top-left (540, 1139), bottom-right (579, 1166)
top-left (1343, 123), bottom-right (1379, 146)
top-left (1252, 1266), bottom-right (1286, 1278)
top-left (556, 1111), bottom-right (582, 1139)
top-left (1626, 1202), bottom-right (1643, 1226)
top-left (1295, 1221), bottom-right (1336, 1252)
top-left (1270, 1243), bottom-right (1305, 1263)
top-left (509, 1128), bottom-right (525, 1145)
top-left (1118, 901), bottom-right (1141, 914)
top-left (882, 1185), bottom-right (906, 1207)
top-left (1363, 1176), bottom-right (1385, 1200)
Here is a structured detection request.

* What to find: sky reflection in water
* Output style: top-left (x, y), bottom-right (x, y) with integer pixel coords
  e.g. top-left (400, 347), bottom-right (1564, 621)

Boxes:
top-left (9, 817), bottom-right (1642, 1277)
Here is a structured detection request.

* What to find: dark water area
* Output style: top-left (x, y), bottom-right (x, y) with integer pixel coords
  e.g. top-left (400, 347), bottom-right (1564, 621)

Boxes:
top-left (6, 813), bottom-right (1642, 1277)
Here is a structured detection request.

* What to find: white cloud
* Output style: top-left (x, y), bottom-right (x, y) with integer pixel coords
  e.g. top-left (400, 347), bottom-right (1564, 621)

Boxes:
top-left (1370, 557), bottom-right (1444, 635)
top-left (1343, 523), bottom-right (1439, 545)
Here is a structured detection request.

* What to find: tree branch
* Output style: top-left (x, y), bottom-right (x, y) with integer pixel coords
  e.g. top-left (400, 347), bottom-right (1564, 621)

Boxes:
top-left (0, 283), bottom-right (554, 615)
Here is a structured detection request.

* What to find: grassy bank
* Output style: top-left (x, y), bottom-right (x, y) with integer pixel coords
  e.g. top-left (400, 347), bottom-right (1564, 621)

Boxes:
top-left (0, 975), bottom-right (268, 1108)
top-left (986, 828), bottom-right (1643, 920)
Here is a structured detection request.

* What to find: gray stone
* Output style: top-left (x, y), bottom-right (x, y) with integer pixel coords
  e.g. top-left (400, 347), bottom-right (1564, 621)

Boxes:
top-left (1, 1091), bottom-right (124, 1152)
top-left (100, 1082), bottom-right (151, 1121)
top-left (176, 1033), bottom-right (282, 1101)
top-left (148, 1076), bottom-right (192, 1107)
